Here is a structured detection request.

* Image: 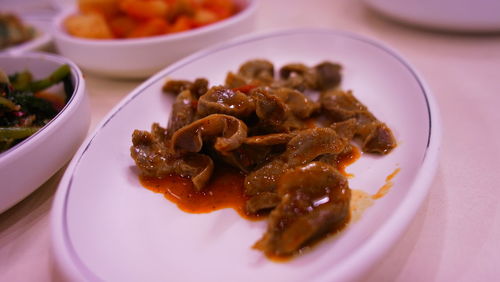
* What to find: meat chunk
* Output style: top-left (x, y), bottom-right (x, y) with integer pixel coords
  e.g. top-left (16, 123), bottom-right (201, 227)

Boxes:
top-left (279, 63), bottom-right (317, 91)
top-left (130, 123), bottom-right (176, 177)
top-left (171, 114), bottom-right (248, 153)
top-left (244, 132), bottom-right (296, 146)
top-left (285, 127), bottom-right (347, 167)
top-left (216, 143), bottom-right (275, 173)
top-left (176, 153), bottom-right (214, 190)
top-left (245, 192), bottom-right (281, 214)
top-left (244, 159), bottom-right (288, 197)
top-left (277, 61), bottom-right (342, 92)
top-left (250, 88), bottom-right (287, 128)
top-left (244, 127), bottom-right (348, 214)
top-left (190, 78), bottom-right (209, 98)
top-left (314, 61), bottom-right (342, 91)
top-left (130, 123), bottom-right (215, 190)
top-left (166, 89), bottom-right (197, 139)
top-left (362, 123), bottom-right (396, 154)
top-left (238, 59), bottom-right (275, 84)
top-left (321, 89), bottom-right (396, 154)
top-left (244, 127), bottom-right (348, 195)
top-left (330, 118), bottom-right (357, 140)
top-left (254, 162), bottom-right (351, 257)
top-left (197, 86), bottom-right (255, 119)
top-left (271, 87), bottom-right (319, 119)
top-left (224, 59), bottom-right (275, 89)
top-left (249, 87), bottom-right (308, 134)
top-left (162, 78), bottom-right (209, 98)
top-left (224, 71), bottom-right (250, 89)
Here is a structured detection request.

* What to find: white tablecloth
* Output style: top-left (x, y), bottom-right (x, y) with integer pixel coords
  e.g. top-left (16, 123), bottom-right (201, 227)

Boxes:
top-left (1, 0), bottom-right (500, 281)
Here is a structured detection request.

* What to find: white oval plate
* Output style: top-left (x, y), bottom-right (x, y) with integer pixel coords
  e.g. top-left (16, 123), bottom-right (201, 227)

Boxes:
top-left (51, 29), bottom-right (441, 281)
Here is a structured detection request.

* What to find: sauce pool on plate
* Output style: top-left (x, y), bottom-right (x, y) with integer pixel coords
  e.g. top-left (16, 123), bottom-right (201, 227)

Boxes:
top-left (139, 146), bottom-right (361, 220)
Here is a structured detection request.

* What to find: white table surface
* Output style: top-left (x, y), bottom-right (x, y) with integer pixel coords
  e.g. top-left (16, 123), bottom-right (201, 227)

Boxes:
top-left (1, 0), bottom-right (500, 281)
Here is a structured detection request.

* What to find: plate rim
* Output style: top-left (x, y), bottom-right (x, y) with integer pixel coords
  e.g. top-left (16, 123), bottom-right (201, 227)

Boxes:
top-left (51, 27), bottom-right (442, 281)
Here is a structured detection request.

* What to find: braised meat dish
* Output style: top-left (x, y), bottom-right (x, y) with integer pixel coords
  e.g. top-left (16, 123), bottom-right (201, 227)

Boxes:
top-left (130, 59), bottom-right (396, 259)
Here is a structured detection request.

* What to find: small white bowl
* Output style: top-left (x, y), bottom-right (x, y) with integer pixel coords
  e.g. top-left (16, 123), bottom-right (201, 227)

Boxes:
top-left (0, 52), bottom-right (90, 213)
top-left (51, 0), bottom-right (259, 79)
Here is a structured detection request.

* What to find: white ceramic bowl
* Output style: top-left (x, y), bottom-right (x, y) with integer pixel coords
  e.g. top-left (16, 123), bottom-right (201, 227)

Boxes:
top-left (364, 0), bottom-right (500, 32)
top-left (51, 0), bottom-right (259, 79)
top-left (0, 52), bottom-right (90, 213)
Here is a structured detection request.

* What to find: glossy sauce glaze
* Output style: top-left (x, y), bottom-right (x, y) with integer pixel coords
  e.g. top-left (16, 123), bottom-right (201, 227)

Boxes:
top-left (140, 164), bottom-right (260, 220)
top-left (140, 145), bottom-right (361, 221)
top-left (372, 167), bottom-right (400, 199)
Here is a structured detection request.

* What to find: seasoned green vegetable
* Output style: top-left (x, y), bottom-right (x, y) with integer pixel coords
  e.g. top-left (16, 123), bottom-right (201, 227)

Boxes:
top-left (0, 96), bottom-right (19, 111)
top-left (0, 126), bottom-right (39, 139)
top-left (0, 65), bottom-right (72, 153)
top-left (24, 65), bottom-right (71, 92)
top-left (9, 70), bottom-right (32, 90)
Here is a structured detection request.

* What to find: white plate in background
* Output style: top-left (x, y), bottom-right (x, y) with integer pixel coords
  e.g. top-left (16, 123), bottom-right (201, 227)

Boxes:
top-left (51, 29), bottom-right (441, 281)
top-left (364, 0), bottom-right (500, 32)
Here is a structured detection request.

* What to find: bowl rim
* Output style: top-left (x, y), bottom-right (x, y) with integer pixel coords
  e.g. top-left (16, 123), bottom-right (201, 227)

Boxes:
top-left (52, 0), bottom-right (259, 46)
top-left (0, 51), bottom-right (85, 162)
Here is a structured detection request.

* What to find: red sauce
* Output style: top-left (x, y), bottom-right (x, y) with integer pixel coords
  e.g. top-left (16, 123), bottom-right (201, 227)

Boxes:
top-left (372, 167), bottom-right (400, 199)
top-left (140, 164), bottom-right (263, 220)
top-left (232, 84), bottom-right (257, 94)
top-left (140, 148), bottom-right (360, 220)
top-left (139, 146), bottom-right (363, 260)
top-left (337, 145), bottom-right (361, 177)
